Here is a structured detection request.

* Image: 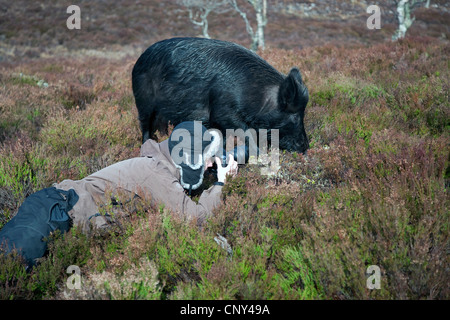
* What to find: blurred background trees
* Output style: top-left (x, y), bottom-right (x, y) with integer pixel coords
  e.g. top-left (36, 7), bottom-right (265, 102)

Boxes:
top-left (178, 0), bottom-right (230, 39)
top-left (392, 0), bottom-right (433, 40)
top-left (176, 0), bottom-right (443, 50)
top-left (178, 0), bottom-right (268, 50)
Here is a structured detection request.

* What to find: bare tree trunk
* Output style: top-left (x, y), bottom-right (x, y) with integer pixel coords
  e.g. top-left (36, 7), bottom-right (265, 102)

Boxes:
top-left (180, 0), bottom-right (230, 39)
top-left (202, 13), bottom-right (210, 38)
top-left (188, 8), bottom-right (212, 38)
top-left (229, 0), bottom-right (257, 49)
top-left (392, 0), bottom-right (416, 40)
top-left (229, 0), bottom-right (267, 51)
top-left (392, 0), bottom-right (432, 40)
top-left (254, 0), bottom-right (267, 50)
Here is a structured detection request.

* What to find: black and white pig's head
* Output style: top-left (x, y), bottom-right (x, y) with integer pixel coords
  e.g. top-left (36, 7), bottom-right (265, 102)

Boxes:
top-left (274, 67), bottom-right (310, 154)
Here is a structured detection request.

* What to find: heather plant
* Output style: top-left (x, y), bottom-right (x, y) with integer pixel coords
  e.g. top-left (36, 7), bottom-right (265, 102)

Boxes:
top-left (0, 35), bottom-right (448, 300)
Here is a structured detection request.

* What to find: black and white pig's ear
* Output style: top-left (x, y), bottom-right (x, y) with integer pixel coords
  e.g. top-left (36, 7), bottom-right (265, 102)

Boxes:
top-left (278, 68), bottom-right (309, 113)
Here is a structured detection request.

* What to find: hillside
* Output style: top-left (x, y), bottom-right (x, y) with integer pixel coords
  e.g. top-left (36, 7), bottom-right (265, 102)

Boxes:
top-left (0, 0), bottom-right (449, 301)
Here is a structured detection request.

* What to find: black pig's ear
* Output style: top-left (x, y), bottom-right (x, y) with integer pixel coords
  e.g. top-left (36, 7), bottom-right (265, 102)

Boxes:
top-left (278, 68), bottom-right (309, 113)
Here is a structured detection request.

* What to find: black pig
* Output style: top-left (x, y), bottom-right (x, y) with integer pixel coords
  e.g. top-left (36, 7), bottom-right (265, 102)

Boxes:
top-left (132, 37), bottom-right (309, 154)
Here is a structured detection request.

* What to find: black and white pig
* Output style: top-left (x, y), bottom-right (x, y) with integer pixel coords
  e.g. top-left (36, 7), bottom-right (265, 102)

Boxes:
top-left (132, 37), bottom-right (309, 155)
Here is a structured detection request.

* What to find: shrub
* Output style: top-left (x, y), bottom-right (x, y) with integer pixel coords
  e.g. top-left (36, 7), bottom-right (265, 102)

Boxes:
top-left (0, 37), bottom-right (448, 300)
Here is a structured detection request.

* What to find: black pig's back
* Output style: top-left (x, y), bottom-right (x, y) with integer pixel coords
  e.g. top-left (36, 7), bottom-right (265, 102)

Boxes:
top-left (132, 37), bottom-right (284, 133)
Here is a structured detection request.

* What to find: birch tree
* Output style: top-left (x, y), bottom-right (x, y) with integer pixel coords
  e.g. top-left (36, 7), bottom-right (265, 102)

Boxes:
top-left (392, 0), bottom-right (431, 40)
top-left (179, 0), bottom-right (230, 38)
top-left (229, 0), bottom-right (267, 51)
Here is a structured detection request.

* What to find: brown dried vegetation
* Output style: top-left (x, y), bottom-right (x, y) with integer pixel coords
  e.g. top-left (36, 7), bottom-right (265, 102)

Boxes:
top-left (0, 0), bottom-right (448, 300)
